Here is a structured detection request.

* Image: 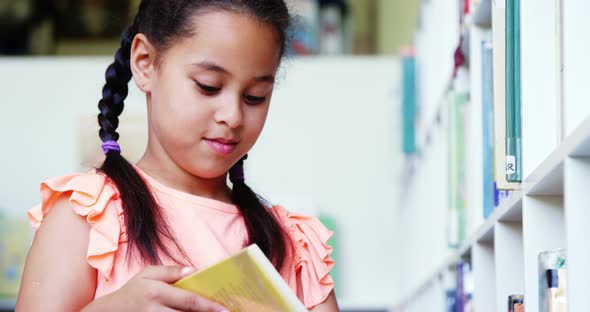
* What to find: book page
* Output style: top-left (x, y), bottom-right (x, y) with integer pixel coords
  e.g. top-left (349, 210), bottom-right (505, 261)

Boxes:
top-left (175, 246), bottom-right (305, 312)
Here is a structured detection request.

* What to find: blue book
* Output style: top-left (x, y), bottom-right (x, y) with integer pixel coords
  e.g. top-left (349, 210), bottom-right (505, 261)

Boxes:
top-left (446, 289), bottom-right (457, 312)
top-left (455, 261), bottom-right (466, 312)
top-left (401, 52), bottom-right (417, 155)
top-left (482, 39), bottom-right (495, 218)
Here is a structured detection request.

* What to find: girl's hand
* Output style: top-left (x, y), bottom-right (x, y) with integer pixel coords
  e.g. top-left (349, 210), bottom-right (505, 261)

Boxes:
top-left (83, 265), bottom-right (228, 312)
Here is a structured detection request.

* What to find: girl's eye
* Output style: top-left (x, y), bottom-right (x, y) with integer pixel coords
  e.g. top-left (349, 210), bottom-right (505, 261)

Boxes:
top-left (243, 95), bottom-right (267, 105)
top-left (195, 81), bottom-right (221, 94)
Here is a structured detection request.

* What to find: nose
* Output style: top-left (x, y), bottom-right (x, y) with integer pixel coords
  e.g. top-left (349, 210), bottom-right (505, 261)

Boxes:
top-left (214, 93), bottom-right (243, 128)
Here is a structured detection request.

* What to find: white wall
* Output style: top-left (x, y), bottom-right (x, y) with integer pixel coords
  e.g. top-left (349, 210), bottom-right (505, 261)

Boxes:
top-left (0, 56), bottom-right (401, 307)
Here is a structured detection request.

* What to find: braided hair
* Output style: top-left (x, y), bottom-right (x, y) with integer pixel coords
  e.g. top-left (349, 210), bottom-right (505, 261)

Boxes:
top-left (97, 0), bottom-right (291, 270)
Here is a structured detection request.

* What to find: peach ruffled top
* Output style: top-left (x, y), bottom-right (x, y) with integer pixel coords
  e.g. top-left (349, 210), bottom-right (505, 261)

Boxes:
top-left (28, 167), bottom-right (334, 309)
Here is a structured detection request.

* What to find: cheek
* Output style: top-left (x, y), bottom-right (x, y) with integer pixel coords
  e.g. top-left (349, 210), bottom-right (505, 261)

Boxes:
top-left (151, 77), bottom-right (210, 145)
top-left (241, 106), bottom-right (270, 145)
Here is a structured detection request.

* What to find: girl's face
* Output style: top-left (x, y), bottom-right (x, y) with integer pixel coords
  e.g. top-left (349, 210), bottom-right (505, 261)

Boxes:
top-left (137, 10), bottom-right (281, 179)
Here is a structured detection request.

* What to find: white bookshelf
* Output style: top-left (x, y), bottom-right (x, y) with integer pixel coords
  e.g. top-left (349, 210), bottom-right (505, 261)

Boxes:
top-left (395, 0), bottom-right (590, 310)
top-left (397, 115), bottom-right (590, 310)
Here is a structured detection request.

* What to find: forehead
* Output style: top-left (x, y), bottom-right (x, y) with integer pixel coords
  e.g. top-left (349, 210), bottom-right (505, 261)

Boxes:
top-left (161, 10), bottom-right (281, 74)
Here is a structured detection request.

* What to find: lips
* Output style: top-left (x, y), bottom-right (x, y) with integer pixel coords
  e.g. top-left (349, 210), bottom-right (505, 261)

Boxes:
top-left (204, 138), bottom-right (238, 155)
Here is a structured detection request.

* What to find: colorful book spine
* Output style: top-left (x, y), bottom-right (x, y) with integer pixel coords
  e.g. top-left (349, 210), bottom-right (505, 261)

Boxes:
top-left (492, 1), bottom-right (519, 190)
top-left (453, 261), bottom-right (474, 312)
top-left (482, 39), bottom-right (496, 218)
top-left (508, 294), bottom-right (524, 312)
top-left (539, 250), bottom-right (567, 312)
top-left (456, 262), bottom-right (465, 312)
top-left (446, 289), bottom-right (457, 312)
top-left (401, 49), bottom-right (417, 155)
top-left (505, 0), bottom-right (522, 183)
top-left (448, 87), bottom-right (469, 247)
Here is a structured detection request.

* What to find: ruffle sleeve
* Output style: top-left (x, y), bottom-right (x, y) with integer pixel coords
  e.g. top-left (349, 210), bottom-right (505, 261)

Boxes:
top-left (271, 205), bottom-right (335, 309)
top-left (28, 171), bottom-right (125, 280)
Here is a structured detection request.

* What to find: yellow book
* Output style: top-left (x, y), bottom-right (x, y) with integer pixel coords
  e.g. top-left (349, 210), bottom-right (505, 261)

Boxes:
top-left (174, 244), bottom-right (307, 312)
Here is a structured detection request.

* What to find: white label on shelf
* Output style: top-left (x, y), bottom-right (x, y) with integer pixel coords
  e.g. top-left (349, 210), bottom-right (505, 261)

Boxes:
top-left (506, 155), bottom-right (516, 174)
top-left (493, 0), bottom-right (505, 9)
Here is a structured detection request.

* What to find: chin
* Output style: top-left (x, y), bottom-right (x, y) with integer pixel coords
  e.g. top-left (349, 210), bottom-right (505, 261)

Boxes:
top-left (184, 160), bottom-right (233, 179)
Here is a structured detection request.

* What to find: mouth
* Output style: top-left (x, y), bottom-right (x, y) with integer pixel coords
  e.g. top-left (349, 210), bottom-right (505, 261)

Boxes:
top-left (203, 138), bottom-right (238, 155)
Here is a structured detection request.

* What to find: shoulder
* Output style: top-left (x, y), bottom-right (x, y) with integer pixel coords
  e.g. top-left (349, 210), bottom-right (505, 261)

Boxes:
top-left (28, 170), bottom-right (125, 279)
top-left (17, 174), bottom-right (104, 310)
top-left (30, 170), bottom-right (119, 225)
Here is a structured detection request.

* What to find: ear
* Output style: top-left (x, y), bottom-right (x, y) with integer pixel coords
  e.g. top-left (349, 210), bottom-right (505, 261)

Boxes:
top-left (130, 33), bottom-right (156, 93)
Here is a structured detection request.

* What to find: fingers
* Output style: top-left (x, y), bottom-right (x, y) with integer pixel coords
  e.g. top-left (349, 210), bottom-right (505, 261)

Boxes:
top-left (153, 282), bottom-right (229, 312)
top-left (141, 265), bottom-right (196, 283)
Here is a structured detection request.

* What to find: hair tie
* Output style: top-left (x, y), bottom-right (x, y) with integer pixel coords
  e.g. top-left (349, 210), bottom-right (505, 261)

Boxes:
top-left (102, 140), bottom-right (121, 154)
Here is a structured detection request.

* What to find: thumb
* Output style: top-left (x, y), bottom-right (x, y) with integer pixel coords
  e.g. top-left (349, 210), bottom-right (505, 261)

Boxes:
top-left (141, 265), bottom-right (196, 283)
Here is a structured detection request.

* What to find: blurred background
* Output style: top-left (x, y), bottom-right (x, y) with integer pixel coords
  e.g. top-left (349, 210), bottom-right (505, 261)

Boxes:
top-left (0, 0), bottom-right (419, 56)
top-left (3, 0), bottom-right (590, 312)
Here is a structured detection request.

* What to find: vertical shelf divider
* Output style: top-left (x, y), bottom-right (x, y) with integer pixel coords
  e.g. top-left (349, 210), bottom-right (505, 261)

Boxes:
top-left (521, 195), bottom-right (566, 312)
top-left (564, 157), bottom-right (590, 310)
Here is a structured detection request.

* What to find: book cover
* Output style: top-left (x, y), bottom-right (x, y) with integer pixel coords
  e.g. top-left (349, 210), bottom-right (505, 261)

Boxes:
top-left (174, 244), bottom-right (307, 312)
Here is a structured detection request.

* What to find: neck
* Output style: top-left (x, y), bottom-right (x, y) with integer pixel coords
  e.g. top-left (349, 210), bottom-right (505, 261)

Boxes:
top-left (136, 143), bottom-right (232, 205)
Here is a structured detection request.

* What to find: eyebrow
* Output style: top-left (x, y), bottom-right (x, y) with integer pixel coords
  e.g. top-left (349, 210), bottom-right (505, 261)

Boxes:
top-left (191, 61), bottom-right (275, 83)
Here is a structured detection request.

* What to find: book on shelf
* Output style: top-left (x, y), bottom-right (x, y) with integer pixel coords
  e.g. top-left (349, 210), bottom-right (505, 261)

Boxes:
top-left (539, 250), bottom-right (567, 312)
top-left (472, 0), bottom-right (492, 28)
top-left (174, 244), bottom-right (307, 312)
top-left (401, 48), bottom-right (417, 155)
top-left (481, 36), bottom-right (513, 217)
top-left (492, 0), bottom-right (519, 190)
top-left (447, 70), bottom-right (470, 247)
top-left (444, 269), bottom-right (457, 312)
top-left (481, 38), bottom-right (497, 218)
top-left (456, 262), bottom-right (465, 312)
top-left (443, 263), bottom-right (473, 312)
top-left (505, 0), bottom-right (522, 183)
top-left (508, 294), bottom-right (524, 312)
top-left (452, 261), bottom-right (474, 312)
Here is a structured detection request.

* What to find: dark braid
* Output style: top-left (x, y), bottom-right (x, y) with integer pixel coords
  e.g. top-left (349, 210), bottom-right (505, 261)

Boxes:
top-left (96, 0), bottom-right (292, 270)
top-left (97, 21), bottom-right (186, 265)
top-left (98, 25), bottom-right (135, 143)
top-left (230, 156), bottom-right (289, 270)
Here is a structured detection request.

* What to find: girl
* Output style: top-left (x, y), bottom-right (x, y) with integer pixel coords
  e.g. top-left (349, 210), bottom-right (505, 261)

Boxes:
top-left (16, 1), bottom-right (338, 311)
